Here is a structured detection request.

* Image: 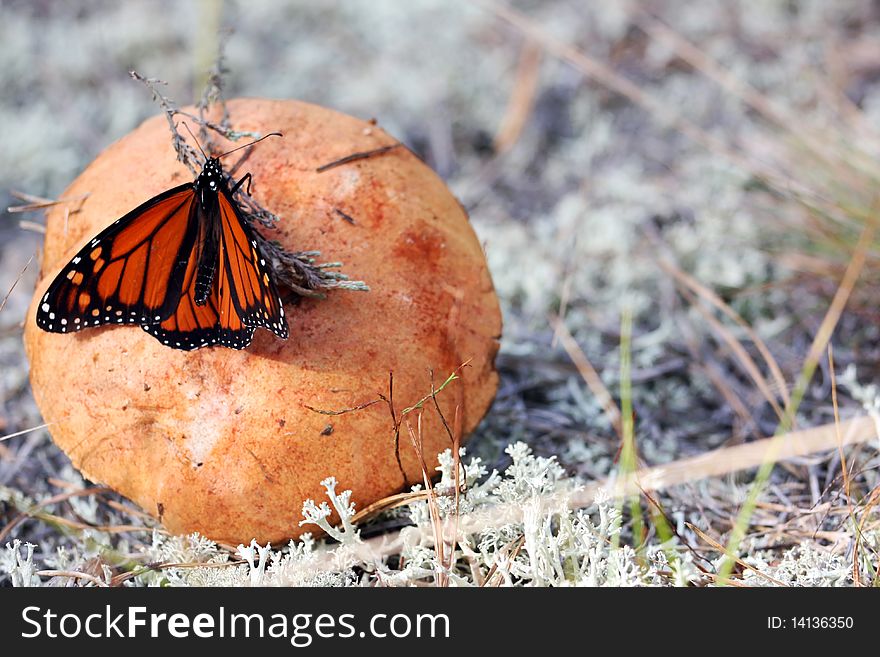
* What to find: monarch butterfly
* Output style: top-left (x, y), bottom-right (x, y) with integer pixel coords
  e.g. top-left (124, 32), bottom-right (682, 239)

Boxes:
top-left (36, 133), bottom-right (289, 351)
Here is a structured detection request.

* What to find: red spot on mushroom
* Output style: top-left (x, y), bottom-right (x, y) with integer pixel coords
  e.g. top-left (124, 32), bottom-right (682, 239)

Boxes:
top-left (393, 225), bottom-right (446, 266)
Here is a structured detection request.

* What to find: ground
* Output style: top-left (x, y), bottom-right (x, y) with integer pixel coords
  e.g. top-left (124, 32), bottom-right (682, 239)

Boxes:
top-left (1, 0), bottom-right (879, 586)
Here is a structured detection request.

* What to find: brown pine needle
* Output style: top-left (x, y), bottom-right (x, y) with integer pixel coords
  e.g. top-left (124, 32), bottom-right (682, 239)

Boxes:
top-left (583, 416), bottom-right (877, 509)
top-left (17, 220), bottom-right (46, 234)
top-left (795, 223), bottom-right (876, 396)
top-left (628, 7), bottom-right (879, 177)
top-left (551, 315), bottom-right (623, 440)
top-left (658, 258), bottom-right (790, 412)
top-left (315, 143), bottom-right (402, 173)
top-left (828, 345), bottom-right (860, 586)
top-left (351, 490), bottom-right (429, 525)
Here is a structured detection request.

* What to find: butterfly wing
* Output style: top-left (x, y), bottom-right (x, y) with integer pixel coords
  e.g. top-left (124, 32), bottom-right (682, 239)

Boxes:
top-left (140, 214), bottom-right (255, 350)
top-left (36, 185), bottom-right (198, 333)
top-left (216, 188), bottom-right (288, 340)
top-left (37, 163), bottom-right (287, 350)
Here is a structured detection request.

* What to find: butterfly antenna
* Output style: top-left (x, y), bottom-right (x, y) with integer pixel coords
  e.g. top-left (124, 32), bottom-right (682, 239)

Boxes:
top-left (218, 132), bottom-right (283, 159)
top-left (181, 122), bottom-right (208, 160)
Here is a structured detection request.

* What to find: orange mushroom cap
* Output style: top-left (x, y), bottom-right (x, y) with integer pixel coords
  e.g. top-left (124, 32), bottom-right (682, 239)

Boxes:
top-left (24, 98), bottom-right (501, 544)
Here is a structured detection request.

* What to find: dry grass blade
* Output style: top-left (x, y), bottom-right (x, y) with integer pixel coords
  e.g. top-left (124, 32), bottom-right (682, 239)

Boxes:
top-left (405, 415), bottom-right (447, 586)
top-left (640, 487), bottom-right (712, 573)
top-left (38, 517), bottom-right (158, 535)
top-left (17, 220), bottom-right (46, 234)
top-left (581, 415), bottom-right (877, 508)
top-left (0, 254), bottom-right (35, 315)
top-left (7, 190), bottom-right (90, 213)
top-left (34, 570), bottom-right (108, 587)
top-left (111, 560), bottom-right (246, 586)
top-left (686, 523), bottom-right (788, 586)
top-left (351, 490), bottom-right (429, 525)
top-left (853, 484), bottom-right (880, 585)
top-left (795, 223), bottom-right (875, 395)
top-left (353, 406), bottom-right (464, 531)
top-left (104, 499), bottom-right (156, 522)
top-left (478, 0), bottom-right (792, 188)
top-left (677, 284), bottom-right (785, 423)
top-left (699, 572), bottom-right (751, 587)
top-left (551, 315), bottom-right (623, 439)
top-left (303, 399), bottom-right (382, 416)
top-left (628, 7), bottom-right (879, 177)
top-left (481, 535), bottom-right (525, 587)
top-left (447, 405), bottom-right (463, 578)
top-left (0, 486), bottom-right (112, 543)
top-left (315, 143), bottom-right (403, 173)
top-left (699, 357), bottom-right (755, 440)
top-left (658, 258), bottom-right (790, 411)
top-left (324, 414), bottom-right (880, 574)
top-left (0, 421), bottom-right (55, 443)
top-left (493, 38), bottom-right (542, 154)
top-left (719, 220), bottom-right (874, 580)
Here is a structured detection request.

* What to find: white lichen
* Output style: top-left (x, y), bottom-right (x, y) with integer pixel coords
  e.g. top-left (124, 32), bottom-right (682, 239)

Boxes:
top-left (2, 540), bottom-right (40, 587)
top-left (299, 476), bottom-right (362, 546)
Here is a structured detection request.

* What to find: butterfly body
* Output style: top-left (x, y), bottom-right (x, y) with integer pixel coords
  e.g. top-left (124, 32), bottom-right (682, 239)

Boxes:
top-left (36, 156), bottom-right (289, 351)
top-left (192, 159), bottom-right (225, 306)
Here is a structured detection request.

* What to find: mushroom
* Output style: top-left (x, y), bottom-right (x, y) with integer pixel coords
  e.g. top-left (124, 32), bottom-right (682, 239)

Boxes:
top-left (24, 98), bottom-right (501, 544)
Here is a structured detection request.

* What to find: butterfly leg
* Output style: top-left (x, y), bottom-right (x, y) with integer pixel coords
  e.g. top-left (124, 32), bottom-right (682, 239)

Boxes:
top-left (231, 172), bottom-right (252, 196)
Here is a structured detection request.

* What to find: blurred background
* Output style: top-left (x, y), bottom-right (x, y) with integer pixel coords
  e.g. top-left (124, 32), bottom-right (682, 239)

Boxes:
top-left (2, 0), bottom-right (880, 580)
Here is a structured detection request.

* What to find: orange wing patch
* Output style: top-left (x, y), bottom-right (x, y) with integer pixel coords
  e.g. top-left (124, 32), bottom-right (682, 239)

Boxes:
top-left (36, 186), bottom-right (197, 333)
top-left (216, 190), bottom-right (288, 339)
top-left (140, 209), bottom-right (255, 350)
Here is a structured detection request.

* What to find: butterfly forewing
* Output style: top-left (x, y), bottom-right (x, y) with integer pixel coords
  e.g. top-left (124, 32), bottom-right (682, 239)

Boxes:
top-left (36, 186), bottom-right (198, 333)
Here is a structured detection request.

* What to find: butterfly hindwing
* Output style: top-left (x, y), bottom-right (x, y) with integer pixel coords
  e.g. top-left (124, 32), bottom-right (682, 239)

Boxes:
top-left (216, 188), bottom-right (288, 339)
top-left (36, 185), bottom-right (198, 334)
top-left (140, 268), bottom-right (256, 350)
top-left (141, 213), bottom-right (255, 350)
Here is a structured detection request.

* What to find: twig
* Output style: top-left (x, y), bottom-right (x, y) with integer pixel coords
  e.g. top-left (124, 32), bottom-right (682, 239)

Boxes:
top-left (493, 38), bottom-right (542, 154)
top-left (316, 144), bottom-right (403, 173)
top-left (303, 399), bottom-right (382, 416)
